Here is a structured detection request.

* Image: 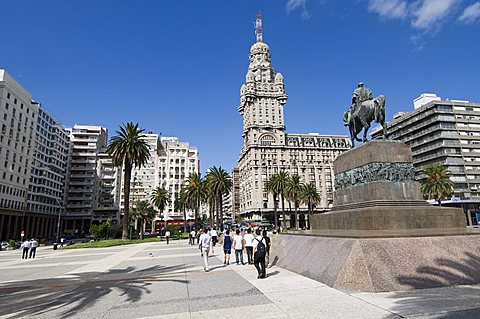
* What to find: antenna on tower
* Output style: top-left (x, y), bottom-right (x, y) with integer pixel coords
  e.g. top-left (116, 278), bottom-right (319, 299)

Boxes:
top-left (255, 12), bottom-right (263, 42)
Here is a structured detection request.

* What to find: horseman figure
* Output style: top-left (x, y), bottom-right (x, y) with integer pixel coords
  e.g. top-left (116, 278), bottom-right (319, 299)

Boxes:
top-left (344, 82), bottom-right (388, 147)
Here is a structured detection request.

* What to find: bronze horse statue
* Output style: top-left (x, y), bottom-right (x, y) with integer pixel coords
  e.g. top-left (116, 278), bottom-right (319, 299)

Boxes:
top-left (343, 95), bottom-right (387, 147)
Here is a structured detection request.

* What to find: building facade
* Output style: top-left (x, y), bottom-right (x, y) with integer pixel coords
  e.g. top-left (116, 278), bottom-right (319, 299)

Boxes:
top-left (157, 137), bottom-right (199, 226)
top-left (372, 93), bottom-right (480, 225)
top-left (0, 70), bottom-right (72, 240)
top-left (65, 125), bottom-right (108, 234)
top-left (92, 150), bottom-right (122, 225)
top-left (237, 37), bottom-right (350, 227)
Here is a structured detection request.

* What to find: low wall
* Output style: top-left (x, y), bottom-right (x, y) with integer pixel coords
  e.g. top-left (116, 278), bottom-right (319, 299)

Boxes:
top-left (269, 233), bottom-right (480, 292)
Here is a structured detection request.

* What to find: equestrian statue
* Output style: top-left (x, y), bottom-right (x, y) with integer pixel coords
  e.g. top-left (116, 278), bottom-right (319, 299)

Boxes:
top-left (343, 82), bottom-right (388, 147)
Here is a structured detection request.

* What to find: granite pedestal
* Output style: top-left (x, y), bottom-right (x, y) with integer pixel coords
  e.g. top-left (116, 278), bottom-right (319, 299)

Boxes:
top-left (312, 141), bottom-right (465, 231)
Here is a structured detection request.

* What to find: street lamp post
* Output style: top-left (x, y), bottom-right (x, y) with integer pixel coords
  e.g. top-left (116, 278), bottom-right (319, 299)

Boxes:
top-left (55, 199), bottom-right (63, 243)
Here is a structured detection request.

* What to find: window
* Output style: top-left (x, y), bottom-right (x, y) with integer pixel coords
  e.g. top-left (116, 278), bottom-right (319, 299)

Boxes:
top-left (7, 93), bottom-right (10, 99)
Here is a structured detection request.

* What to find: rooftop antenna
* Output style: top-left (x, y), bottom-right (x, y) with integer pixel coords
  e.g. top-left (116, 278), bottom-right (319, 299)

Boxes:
top-left (255, 12), bottom-right (263, 42)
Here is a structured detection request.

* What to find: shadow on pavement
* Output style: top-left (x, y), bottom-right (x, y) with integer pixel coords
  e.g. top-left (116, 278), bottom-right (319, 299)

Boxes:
top-left (0, 264), bottom-right (189, 319)
top-left (389, 252), bottom-right (480, 318)
top-left (397, 252), bottom-right (480, 289)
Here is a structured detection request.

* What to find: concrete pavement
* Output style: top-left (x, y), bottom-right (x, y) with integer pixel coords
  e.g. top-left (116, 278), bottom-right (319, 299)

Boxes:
top-left (0, 240), bottom-right (479, 318)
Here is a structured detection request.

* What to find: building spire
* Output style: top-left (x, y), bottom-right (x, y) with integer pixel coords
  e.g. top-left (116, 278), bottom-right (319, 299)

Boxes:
top-left (255, 12), bottom-right (263, 42)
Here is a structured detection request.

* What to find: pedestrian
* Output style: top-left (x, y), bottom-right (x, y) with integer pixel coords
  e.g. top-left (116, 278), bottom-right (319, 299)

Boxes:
top-left (210, 227), bottom-right (218, 255)
top-left (21, 239), bottom-right (31, 259)
top-left (199, 227), bottom-right (212, 272)
top-left (263, 229), bottom-right (271, 267)
top-left (223, 229), bottom-right (232, 265)
top-left (29, 238), bottom-right (39, 259)
top-left (244, 228), bottom-right (255, 264)
top-left (165, 230), bottom-right (170, 245)
top-left (189, 229), bottom-right (196, 245)
top-left (253, 228), bottom-right (267, 279)
top-left (60, 237), bottom-right (65, 247)
top-left (233, 229), bottom-right (245, 265)
top-left (197, 228), bottom-right (202, 245)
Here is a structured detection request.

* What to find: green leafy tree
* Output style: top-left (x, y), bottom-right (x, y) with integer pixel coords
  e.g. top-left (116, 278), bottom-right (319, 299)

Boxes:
top-left (206, 166), bottom-right (232, 227)
top-left (420, 164), bottom-right (454, 206)
top-left (300, 182), bottom-right (322, 229)
top-left (185, 172), bottom-right (207, 229)
top-left (130, 200), bottom-right (156, 240)
top-left (286, 174), bottom-right (304, 230)
top-left (151, 186), bottom-right (170, 227)
top-left (107, 122), bottom-right (150, 239)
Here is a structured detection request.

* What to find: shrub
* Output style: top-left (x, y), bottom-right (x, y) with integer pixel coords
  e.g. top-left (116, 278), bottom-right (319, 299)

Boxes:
top-left (8, 239), bottom-right (15, 248)
top-left (89, 222), bottom-right (113, 240)
top-left (165, 225), bottom-right (180, 237)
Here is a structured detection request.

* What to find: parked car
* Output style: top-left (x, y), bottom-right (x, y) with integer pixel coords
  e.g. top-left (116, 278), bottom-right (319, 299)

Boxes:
top-left (0, 241), bottom-right (9, 251)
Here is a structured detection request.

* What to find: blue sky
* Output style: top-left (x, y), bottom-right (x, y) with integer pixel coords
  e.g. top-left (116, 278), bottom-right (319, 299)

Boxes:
top-left (1, 0), bottom-right (479, 173)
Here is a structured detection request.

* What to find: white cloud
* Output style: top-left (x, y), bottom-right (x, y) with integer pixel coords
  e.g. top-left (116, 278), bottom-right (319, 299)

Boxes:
top-left (368, 0), bottom-right (409, 19)
top-left (459, 2), bottom-right (480, 23)
top-left (286, 0), bottom-right (310, 18)
top-left (410, 0), bottom-right (460, 29)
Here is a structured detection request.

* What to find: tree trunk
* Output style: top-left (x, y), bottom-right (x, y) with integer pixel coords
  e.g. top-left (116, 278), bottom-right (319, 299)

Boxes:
top-left (122, 162), bottom-right (132, 240)
top-left (139, 220), bottom-right (144, 240)
top-left (307, 201), bottom-right (312, 230)
top-left (294, 200), bottom-right (299, 230)
top-left (281, 195), bottom-right (286, 230)
top-left (273, 194), bottom-right (278, 228)
top-left (218, 194), bottom-right (223, 228)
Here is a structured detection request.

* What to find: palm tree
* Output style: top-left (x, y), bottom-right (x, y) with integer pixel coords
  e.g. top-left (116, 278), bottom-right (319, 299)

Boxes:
top-left (265, 174), bottom-right (279, 227)
top-left (151, 186), bottom-right (170, 228)
top-left (205, 184), bottom-right (216, 227)
top-left (130, 200), bottom-right (156, 240)
top-left (300, 182), bottom-right (322, 229)
top-left (185, 172), bottom-right (206, 228)
top-left (286, 174), bottom-right (304, 230)
top-left (420, 164), bottom-right (454, 206)
top-left (174, 187), bottom-right (190, 231)
top-left (107, 122), bottom-right (150, 240)
top-left (205, 166), bottom-right (232, 227)
top-left (272, 171), bottom-right (289, 230)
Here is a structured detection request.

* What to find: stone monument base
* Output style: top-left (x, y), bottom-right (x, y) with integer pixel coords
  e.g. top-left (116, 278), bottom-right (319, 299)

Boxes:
top-left (270, 232), bottom-right (480, 292)
top-left (312, 206), bottom-right (465, 231)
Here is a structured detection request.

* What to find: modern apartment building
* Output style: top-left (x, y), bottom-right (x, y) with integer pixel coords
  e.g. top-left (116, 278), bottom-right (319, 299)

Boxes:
top-left (92, 150), bottom-right (122, 225)
top-left (120, 133), bottom-right (160, 214)
top-left (237, 30), bottom-right (350, 227)
top-left (0, 70), bottom-right (37, 240)
top-left (372, 93), bottom-right (480, 225)
top-left (157, 136), bottom-right (199, 225)
top-left (65, 125), bottom-right (108, 234)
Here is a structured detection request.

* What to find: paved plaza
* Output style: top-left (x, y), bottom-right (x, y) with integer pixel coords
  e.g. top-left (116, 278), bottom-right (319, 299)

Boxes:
top-left (0, 240), bottom-right (479, 319)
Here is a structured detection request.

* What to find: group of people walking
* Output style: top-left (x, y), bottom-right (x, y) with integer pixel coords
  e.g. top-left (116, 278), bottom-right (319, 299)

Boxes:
top-left (194, 226), bottom-right (271, 279)
top-left (20, 238), bottom-right (39, 259)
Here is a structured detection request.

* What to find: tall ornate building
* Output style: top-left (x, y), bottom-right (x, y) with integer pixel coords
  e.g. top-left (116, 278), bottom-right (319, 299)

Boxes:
top-left (237, 17), bottom-right (350, 227)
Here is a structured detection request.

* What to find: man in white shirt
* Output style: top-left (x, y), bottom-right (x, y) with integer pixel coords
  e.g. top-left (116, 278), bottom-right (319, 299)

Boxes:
top-left (21, 240), bottom-right (31, 259)
top-left (233, 229), bottom-right (245, 265)
top-left (29, 238), bottom-right (39, 259)
top-left (189, 230), bottom-right (196, 245)
top-left (165, 230), bottom-right (171, 245)
top-left (209, 227), bottom-right (218, 255)
top-left (253, 228), bottom-right (267, 279)
top-left (200, 228), bottom-right (212, 272)
top-left (243, 228), bottom-right (255, 264)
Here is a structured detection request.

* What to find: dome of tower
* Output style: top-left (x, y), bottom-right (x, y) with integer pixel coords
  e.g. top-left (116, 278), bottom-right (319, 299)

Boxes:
top-left (250, 41), bottom-right (270, 54)
top-left (275, 72), bottom-right (284, 83)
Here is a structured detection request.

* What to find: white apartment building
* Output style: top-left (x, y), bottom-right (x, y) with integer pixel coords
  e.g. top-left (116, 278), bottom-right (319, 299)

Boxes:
top-left (28, 104), bottom-right (69, 216)
top-left (120, 133), bottom-right (160, 213)
top-left (237, 33), bottom-right (350, 228)
top-left (0, 70), bottom-right (37, 240)
top-left (158, 137), bottom-right (199, 224)
top-left (92, 151), bottom-right (122, 225)
top-left (65, 125), bottom-right (108, 234)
